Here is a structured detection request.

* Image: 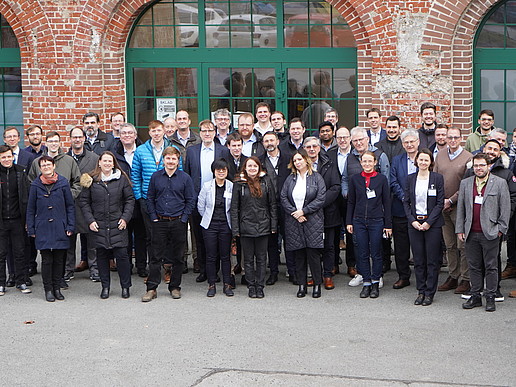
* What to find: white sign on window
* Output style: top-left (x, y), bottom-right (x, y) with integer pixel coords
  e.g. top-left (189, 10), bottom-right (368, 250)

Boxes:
top-left (156, 98), bottom-right (177, 121)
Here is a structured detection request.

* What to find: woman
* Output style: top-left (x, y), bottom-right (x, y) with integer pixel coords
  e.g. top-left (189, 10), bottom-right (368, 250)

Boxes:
top-left (231, 156), bottom-right (277, 298)
top-left (198, 158), bottom-right (234, 297)
top-left (79, 151), bottom-right (134, 299)
top-left (347, 151), bottom-right (391, 299)
top-left (281, 149), bottom-right (326, 298)
top-left (403, 149), bottom-right (444, 306)
top-left (27, 156), bottom-right (75, 302)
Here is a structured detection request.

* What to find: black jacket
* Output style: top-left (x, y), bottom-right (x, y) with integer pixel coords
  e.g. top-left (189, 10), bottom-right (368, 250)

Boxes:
top-left (258, 151), bottom-right (290, 201)
top-left (315, 153), bottom-right (341, 228)
top-left (231, 174), bottom-right (277, 237)
top-left (227, 155), bottom-right (248, 182)
top-left (375, 137), bottom-right (404, 163)
top-left (85, 130), bottom-right (116, 156)
top-left (0, 164), bottom-right (29, 226)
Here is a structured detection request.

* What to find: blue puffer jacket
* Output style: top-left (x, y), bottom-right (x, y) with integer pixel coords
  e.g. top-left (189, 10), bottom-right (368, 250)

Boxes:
top-left (130, 138), bottom-right (182, 199)
top-left (26, 174), bottom-right (75, 250)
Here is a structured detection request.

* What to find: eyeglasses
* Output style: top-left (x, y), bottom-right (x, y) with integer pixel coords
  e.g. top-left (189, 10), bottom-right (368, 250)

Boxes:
top-left (46, 140), bottom-right (60, 144)
top-left (336, 136), bottom-right (350, 140)
top-left (304, 144), bottom-right (319, 149)
top-left (480, 118), bottom-right (493, 121)
top-left (200, 129), bottom-right (215, 133)
top-left (4, 135), bottom-right (18, 139)
top-left (84, 121), bottom-right (97, 125)
top-left (473, 164), bottom-right (487, 168)
top-left (352, 137), bottom-right (367, 143)
top-left (447, 136), bottom-right (461, 140)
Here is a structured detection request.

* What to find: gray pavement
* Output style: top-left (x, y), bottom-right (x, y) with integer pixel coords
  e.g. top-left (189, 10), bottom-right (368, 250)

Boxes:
top-left (2, 254), bottom-right (515, 387)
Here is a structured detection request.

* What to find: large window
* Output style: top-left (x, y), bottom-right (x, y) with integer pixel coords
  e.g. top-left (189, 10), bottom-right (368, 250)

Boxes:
top-left (126, 0), bottom-right (357, 135)
top-left (0, 14), bottom-right (22, 136)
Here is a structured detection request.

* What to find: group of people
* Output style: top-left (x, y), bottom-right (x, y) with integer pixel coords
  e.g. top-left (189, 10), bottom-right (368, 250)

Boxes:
top-left (0, 103), bottom-right (514, 311)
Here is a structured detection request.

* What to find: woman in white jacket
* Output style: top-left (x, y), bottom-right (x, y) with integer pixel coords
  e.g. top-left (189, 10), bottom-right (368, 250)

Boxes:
top-left (197, 159), bottom-right (234, 297)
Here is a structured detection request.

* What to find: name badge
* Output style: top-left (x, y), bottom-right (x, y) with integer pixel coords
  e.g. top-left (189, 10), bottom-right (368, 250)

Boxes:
top-left (366, 188), bottom-right (376, 199)
top-left (474, 195), bottom-right (483, 204)
top-left (428, 189), bottom-right (437, 196)
top-left (224, 191), bottom-right (232, 199)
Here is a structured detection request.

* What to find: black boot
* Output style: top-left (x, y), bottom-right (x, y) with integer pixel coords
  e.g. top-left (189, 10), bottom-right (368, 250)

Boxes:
top-left (266, 273), bottom-right (278, 285)
top-left (463, 294), bottom-right (482, 309)
top-left (360, 285), bottom-right (371, 298)
top-left (370, 282), bottom-right (380, 298)
top-left (312, 284), bottom-right (321, 298)
top-left (485, 295), bottom-right (496, 312)
top-left (54, 288), bottom-right (65, 300)
top-left (45, 291), bottom-right (55, 302)
top-left (100, 288), bottom-right (110, 299)
top-left (297, 285), bottom-right (307, 298)
top-left (121, 288), bottom-right (130, 299)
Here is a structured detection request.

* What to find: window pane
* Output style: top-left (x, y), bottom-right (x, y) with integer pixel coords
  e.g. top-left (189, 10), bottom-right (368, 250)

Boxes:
top-left (154, 2), bottom-right (174, 25)
top-left (507, 102), bottom-right (516, 132)
top-left (177, 68), bottom-right (197, 96)
top-left (4, 95), bottom-right (22, 124)
top-left (481, 69), bottom-right (504, 100)
top-left (481, 102), bottom-right (504, 126)
top-left (134, 98), bottom-right (155, 127)
top-left (128, 26), bottom-right (153, 48)
top-left (507, 26), bottom-right (516, 48)
top-left (133, 68), bottom-right (154, 96)
top-left (333, 68), bottom-right (356, 97)
top-left (506, 2), bottom-right (516, 23)
top-left (506, 70), bottom-right (516, 100)
top-left (155, 68), bottom-right (175, 96)
top-left (476, 25), bottom-right (505, 48)
top-left (154, 26), bottom-right (176, 47)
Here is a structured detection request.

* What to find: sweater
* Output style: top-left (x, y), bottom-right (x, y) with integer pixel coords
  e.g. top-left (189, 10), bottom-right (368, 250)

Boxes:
top-left (433, 147), bottom-right (472, 204)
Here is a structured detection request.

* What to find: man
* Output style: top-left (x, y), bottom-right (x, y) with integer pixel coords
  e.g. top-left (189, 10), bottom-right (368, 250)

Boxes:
top-left (83, 112), bottom-right (115, 155)
top-left (113, 123), bottom-right (147, 278)
top-left (169, 110), bottom-right (201, 161)
top-left (110, 112), bottom-right (125, 139)
top-left (280, 118), bottom-right (305, 157)
top-left (318, 121), bottom-right (337, 152)
top-left (238, 112), bottom-right (263, 157)
top-left (375, 116), bottom-right (404, 163)
top-left (213, 108), bottom-right (232, 146)
top-left (304, 136), bottom-right (341, 290)
top-left (141, 146), bottom-right (195, 302)
top-left (0, 145), bottom-right (31, 295)
top-left (434, 127), bottom-right (472, 294)
top-left (366, 108), bottom-right (386, 146)
top-left (418, 102), bottom-right (438, 150)
top-left (254, 102), bottom-right (273, 136)
top-left (226, 132), bottom-right (247, 182)
top-left (258, 131), bottom-right (291, 285)
top-left (185, 119), bottom-right (231, 282)
top-left (457, 153), bottom-right (510, 312)
top-left (324, 108), bottom-right (339, 128)
top-left (3, 126), bottom-right (35, 171)
top-left (65, 127), bottom-right (99, 282)
top-left (24, 125), bottom-right (47, 159)
top-left (465, 109), bottom-right (497, 153)
top-left (430, 124), bottom-right (448, 160)
top-left (270, 111), bottom-right (289, 141)
top-left (163, 117), bottom-right (178, 139)
top-left (390, 130), bottom-right (421, 289)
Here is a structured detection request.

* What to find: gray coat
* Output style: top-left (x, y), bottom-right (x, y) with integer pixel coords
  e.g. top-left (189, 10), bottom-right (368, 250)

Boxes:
top-left (456, 173), bottom-right (510, 240)
top-left (280, 171), bottom-right (326, 251)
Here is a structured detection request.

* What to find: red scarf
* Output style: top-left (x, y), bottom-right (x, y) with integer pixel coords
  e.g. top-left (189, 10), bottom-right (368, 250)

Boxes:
top-left (40, 172), bottom-right (58, 185)
top-left (361, 170), bottom-right (378, 188)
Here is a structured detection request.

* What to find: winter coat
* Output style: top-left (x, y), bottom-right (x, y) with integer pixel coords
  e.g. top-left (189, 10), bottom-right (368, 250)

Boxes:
top-left (281, 171), bottom-right (326, 251)
top-left (231, 174), bottom-right (277, 237)
top-left (0, 164), bottom-right (29, 227)
top-left (316, 153), bottom-right (341, 228)
top-left (84, 129), bottom-right (116, 155)
top-left (79, 170), bottom-right (135, 249)
top-left (26, 174), bottom-right (75, 250)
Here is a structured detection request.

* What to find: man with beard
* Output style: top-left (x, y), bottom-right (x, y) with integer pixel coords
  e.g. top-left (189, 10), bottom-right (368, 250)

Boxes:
top-left (418, 102), bottom-right (438, 150)
top-left (83, 112), bottom-right (115, 155)
top-left (430, 124), bottom-right (448, 160)
top-left (465, 110), bottom-right (498, 153)
top-left (24, 125), bottom-right (47, 159)
top-left (375, 116), bottom-right (404, 163)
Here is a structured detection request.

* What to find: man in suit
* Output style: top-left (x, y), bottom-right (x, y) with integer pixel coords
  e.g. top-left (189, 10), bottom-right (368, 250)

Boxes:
top-left (3, 126), bottom-right (35, 172)
top-left (366, 108), bottom-right (386, 146)
top-left (390, 130), bottom-right (420, 289)
top-left (457, 153), bottom-right (510, 312)
top-left (185, 119), bottom-right (231, 282)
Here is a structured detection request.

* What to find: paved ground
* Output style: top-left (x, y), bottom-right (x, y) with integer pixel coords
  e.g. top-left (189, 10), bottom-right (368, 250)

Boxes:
top-left (2, 253), bottom-right (515, 387)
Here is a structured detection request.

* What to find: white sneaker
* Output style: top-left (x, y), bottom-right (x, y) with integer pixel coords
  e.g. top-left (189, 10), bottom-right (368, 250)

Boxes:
top-left (379, 277), bottom-right (384, 289)
top-left (348, 274), bottom-right (363, 287)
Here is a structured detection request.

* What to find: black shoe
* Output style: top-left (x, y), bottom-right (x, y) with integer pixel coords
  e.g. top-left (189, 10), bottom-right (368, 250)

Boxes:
top-left (241, 275), bottom-right (248, 285)
top-left (54, 289), bottom-right (65, 301)
top-left (485, 295), bottom-right (496, 312)
top-left (256, 287), bottom-right (264, 298)
top-left (45, 290), bottom-right (55, 302)
top-left (121, 288), bottom-right (130, 299)
top-left (223, 284), bottom-right (234, 297)
top-left (248, 286), bottom-right (257, 298)
top-left (182, 263), bottom-right (189, 274)
top-left (6, 275), bottom-right (15, 287)
top-left (266, 273), bottom-right (278, 285)
top-left (100, 288), bottom-right (110, 299)
top-left (228, 274), bottom-right (236, 289)
top-left (360, 285), bottom-right (371, 298)
top-left (414, 294), bottom-right (424, 305)
top-left (207, 285), bottom-right (216, 297)
top-left (382, 262), bottom-right (391, 274)
top-left (26, 278), bottom-right (33, 287)
top-left (422, 296), bottom-right (433, 306)
top-left (463, 294), bottom-right (482, 309)
top-left (233, 263), bottom-right (242, 274)
top-left (370, 282), bottom-right (380, 298)
top-left (196, 273), bottom-right (207, 283)
top-left (297, 285), bottom-right (307, 298)
top-left (137, 269), bottom-right (148, 278)
top-left (59, 278), bottom-right (69, 289)
top-left (312, 284), bottom-right (321, 298)
top-left (28, 267), bottom-right (38, 277)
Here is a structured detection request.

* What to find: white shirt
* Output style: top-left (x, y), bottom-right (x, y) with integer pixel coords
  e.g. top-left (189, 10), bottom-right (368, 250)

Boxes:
top-left (370, 130), bottom-right (381, 146)
top-left (242, 134), bottom-right (257, 157)
top-left (124, 144), bottom-right (137, 167)
top-left (415, 176), bottom-right (429, 215)
top-left (12, 146), bottom-right (19, 164)
top-left (267, 153), bottom-right (279, 174)
top-left (292, 172), bottom-right (307, 211)
top-left (407, 156), bottom-right (417, 175)
top-left (200, 143), bottom-right (215, 187)
top-left (254, 122), bottom-right (273, 137)
top-left (337, 148), bottom-right (350, 175)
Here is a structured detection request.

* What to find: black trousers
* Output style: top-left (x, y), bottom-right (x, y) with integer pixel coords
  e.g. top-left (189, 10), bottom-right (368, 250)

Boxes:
top-left (295, 247), bottom-right (322, 286)
top-left (139, 198), bottom-right (156, 264)
top-left (341, 199), bottom-right (356, 269)
top-left (241, 235), bottom-right (268, 288)
top-left (203, 220), bottom-right (232, 285)
top-left (40, 249), bottom-right (66, 292)
top-left (190, 209), bottom-right (206, 275)
top-left (147, 219), bottom-right (186, 291)
top-left (408, 225), bottom-right (441, 297)
top-left (127, 215), bottom-right (148, 271)
top-left (392, 216), bottom-right (411, 280)
top-left (0, 218), bottom-right (26, 287)
top-left (267, 232), bottom-right (280, 275)
top-left (466, 232), bottom-right (499, 297)
top-left (97, 247), bottom-right (132, 289)
top-left (322, 226), bottom-right (336, 277)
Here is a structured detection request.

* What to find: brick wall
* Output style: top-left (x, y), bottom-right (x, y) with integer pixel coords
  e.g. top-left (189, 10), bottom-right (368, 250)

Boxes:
top-left (0, 0), bottom-right (501, 144)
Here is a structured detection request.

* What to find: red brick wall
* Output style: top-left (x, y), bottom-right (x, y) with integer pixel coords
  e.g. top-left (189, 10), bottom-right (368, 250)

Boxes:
top-left (0, 0), bottom-right (502, 144)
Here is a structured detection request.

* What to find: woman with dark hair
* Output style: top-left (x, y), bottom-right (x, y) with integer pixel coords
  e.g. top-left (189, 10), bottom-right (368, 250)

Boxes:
top-left (198, 158), bottom-right (234, 297)
top-left (403, 149), bottom-right (444, 306)
top-left (231, 156), bottom-right (277, 298)
top-left (347, 150), bottom-right (391, 299)
top-left (27, 156), bottom-right (75, 302)
top-left (281, 149), bottom-right (326, 298)
top-left (79, 151), bottom-right (134, 299)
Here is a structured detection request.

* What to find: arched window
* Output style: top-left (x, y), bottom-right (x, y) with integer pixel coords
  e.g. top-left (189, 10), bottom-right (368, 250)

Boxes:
top-left (475, 0), bottom-right (516, 135)
top-left (126, 0), bottom-right (357, 135)
top-left (0, 14), bottom-right (22, 136)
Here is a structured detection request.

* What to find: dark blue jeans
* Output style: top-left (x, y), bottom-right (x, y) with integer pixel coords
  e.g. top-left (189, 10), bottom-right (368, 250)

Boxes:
top-left (203, 219), bottom-right (232, 285)
top-left (353, 217), bottom-right (384, 283)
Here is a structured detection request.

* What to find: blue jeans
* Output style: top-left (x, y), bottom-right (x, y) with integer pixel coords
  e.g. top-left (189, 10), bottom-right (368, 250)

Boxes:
top-left (353, 217), bottom-right (384, 283)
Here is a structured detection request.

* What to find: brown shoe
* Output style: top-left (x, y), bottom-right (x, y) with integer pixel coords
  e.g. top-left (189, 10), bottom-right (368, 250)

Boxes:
top-left (454, 280), bottom-right (471, 294)
top-left (75, 261), bottom-right (88, 272)
top-left (438, 276), bottom-right (458, 291)
top-left (164, 264), bottom-right (172, 284)
top-left (347, 266), bottom-right (357, 278)
top-left (141, 289), bottom-right (157, 302)
top-left (170, 289), bottom-right (181, 299)
top-left (324, 277), bottom-right (335, 290)
top-left (307, 279), bottom-right (314, 287)
top-left (193, 259), bottom-right (201, 273)
top-left (109, 259), bottom-right (117, 272)
top-left (339, 239), bottom-right (346, 250)
top-left (501, 265), bottom-right (516, 280)
top-left (508, 290), bottom-right (516, 298)
top-left (331, 265), bottom-right (340, 275)
top-left (393, 279), bottom-right (410, 289)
